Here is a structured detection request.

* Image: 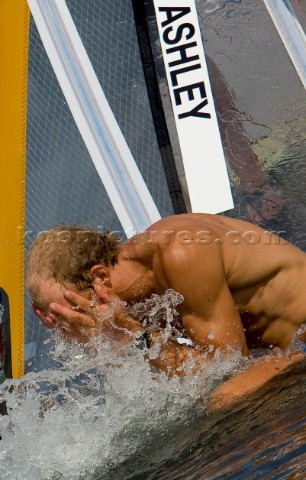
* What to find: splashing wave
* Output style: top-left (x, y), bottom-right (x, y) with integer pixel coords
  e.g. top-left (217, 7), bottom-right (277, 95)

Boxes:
top-left (0, 290), bottom-right (248, 479)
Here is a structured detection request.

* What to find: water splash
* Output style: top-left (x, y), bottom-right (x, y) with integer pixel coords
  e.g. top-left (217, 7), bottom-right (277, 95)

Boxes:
top-left (0, 290), bottom-right (246, 479)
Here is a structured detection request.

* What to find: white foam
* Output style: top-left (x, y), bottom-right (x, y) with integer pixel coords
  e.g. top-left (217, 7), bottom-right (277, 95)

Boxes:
top-left (0, 290), bottom-right (244, 480)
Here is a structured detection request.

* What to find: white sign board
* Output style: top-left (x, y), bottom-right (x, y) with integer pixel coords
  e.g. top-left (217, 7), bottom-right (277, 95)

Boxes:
top-left (153, 1), bottom-right (234, 213)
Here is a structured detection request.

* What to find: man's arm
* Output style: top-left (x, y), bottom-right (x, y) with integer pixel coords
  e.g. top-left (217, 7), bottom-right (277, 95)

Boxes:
top-left (158, 239), bottom-right (248, 356)
top-left (208, 353), bottom-right (305, 411)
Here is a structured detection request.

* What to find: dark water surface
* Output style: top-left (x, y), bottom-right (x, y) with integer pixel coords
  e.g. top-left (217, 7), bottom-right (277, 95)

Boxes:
top-left (104, 357), bottom-right (306, 480)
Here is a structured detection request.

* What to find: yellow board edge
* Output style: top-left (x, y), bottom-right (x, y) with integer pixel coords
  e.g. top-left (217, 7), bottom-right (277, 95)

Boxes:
top-left (0, 0), bottom-right (30, 378)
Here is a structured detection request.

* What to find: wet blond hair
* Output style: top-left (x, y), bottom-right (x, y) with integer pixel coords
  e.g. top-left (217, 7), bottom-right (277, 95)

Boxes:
top-left (26, 226), bottom-right (122, 302)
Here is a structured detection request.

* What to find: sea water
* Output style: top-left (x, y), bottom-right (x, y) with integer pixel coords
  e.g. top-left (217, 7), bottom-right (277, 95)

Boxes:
top-left (0, 290), bottom-right (305, 480)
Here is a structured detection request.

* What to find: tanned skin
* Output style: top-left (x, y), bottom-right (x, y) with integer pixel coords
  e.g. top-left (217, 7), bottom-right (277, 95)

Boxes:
top-left (31, 214), bottom-right (306, 407)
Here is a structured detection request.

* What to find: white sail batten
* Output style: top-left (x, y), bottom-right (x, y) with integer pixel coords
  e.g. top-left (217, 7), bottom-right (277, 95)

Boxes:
top-left (263, 0), bottom-right (306, 89)
top-left (27, 0), bottom-right (161, 237)
top-left (153, 0), bottom-right (234, 214)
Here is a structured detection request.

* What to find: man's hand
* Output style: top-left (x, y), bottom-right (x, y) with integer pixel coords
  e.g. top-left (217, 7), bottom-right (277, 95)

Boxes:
top-left (46, 280), bottom-right (144, 342)
top-left (32, 299), bottom-right (96, 342)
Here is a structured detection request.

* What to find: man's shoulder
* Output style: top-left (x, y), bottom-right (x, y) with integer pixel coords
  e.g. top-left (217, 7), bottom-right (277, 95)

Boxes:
top-left (125, 213), bottom-right (238, 268)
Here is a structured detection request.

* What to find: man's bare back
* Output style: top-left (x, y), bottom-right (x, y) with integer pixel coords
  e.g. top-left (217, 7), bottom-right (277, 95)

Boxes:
top-left (121, 213), bottom-right (306, 352)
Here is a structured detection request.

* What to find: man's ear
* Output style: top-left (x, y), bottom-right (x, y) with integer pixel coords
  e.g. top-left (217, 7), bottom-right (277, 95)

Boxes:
top-left (90, 264), bottom-right (112, 287)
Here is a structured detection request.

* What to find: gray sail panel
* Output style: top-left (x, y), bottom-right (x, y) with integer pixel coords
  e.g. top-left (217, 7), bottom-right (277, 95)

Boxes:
top-left (25, 0), bottom-right (174, 372)
top-left (197, 0), bottom-right (306, 248)
top-left (67, 0), bottom-right (174, 218)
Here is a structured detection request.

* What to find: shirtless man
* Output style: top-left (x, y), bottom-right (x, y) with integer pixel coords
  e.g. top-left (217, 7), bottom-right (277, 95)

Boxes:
top-left (26, 214), bottom-right (306, 403)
